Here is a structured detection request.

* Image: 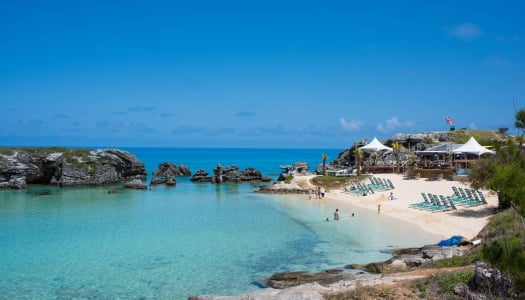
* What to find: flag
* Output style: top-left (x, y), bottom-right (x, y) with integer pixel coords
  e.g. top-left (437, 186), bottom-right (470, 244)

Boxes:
top-left (446, 116), bottom-right (454, 125)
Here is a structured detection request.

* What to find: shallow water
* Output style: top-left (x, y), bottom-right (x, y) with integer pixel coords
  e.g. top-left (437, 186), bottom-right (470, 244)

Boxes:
top-left (0, 148), bottom-right (441, 299)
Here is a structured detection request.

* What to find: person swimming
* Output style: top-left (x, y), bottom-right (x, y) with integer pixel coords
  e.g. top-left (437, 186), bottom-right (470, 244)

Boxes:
top-left (334, 208), bottom-right (339, 220)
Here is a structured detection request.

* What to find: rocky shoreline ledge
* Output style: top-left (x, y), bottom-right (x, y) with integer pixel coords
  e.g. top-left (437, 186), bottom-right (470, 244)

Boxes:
top-left (190, 243), bottom-right (511, 299)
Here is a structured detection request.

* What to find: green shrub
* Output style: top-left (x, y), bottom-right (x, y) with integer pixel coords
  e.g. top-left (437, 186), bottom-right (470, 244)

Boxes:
top-left (434, 251), bottom-right (483, 268)
top-left (0, 147), bottom-right (15, 156)
top-left (479, 209), bottom-right (525, 290)
top-left (436, 270), bottom-right (474, 294)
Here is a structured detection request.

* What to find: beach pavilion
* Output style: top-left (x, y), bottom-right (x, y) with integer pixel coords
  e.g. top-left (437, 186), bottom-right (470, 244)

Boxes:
top-left (359, 138), bottom-right (393, 172)
top-left (414, 136), bottom-right (495, 170)
top-left (415, 143), bottom-right (462, 169)
top-left (452, 136), bottom-right (496, 156)
top-left (359, 137), bottom-right (393, 153)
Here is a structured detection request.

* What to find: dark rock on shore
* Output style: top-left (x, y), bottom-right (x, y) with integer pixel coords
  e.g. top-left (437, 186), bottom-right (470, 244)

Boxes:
top-left (190, 164), bottom-right (272, 183)
top-left (268, 269), bottom-right (345, 289)
top-left (266, 244), bottom-right (471, 291)
top-left (468, 261), bottom-right (516, 298)
top-left (358, 244), bottom-right (469, 274)
top-left (0, 147), bottom-right (147, 189)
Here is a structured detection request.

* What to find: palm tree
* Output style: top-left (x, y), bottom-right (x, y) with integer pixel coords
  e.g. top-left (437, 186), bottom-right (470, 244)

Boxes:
top-left (353, 148), bottom-right (364, 175)
top-left (515, 108), bottom-right (525, 150)
top-left (392, 142), bottom-right (402, 173)
top-left (321, 153), bottom-right (328, 175)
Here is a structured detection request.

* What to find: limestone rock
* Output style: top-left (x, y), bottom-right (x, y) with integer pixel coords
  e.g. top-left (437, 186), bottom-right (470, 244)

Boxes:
top-left (124, 179), bottom-right (148, 190)
top-left (152, 162), bottom-right (191, 177)
top-left (190, 165), bottom-right (270, 183)
top-left (268, 269), bottom-right (344, 289)
top-left (190, 169), bottom-right (211, 182)
top-left (363, 244), bottom-right (470, 274)
top-left (0, 148), bottom-right (146, 188)
top-left (468, 261), bottom-right (516, 298)
top-left (150, 162), bottom-right (192, 186)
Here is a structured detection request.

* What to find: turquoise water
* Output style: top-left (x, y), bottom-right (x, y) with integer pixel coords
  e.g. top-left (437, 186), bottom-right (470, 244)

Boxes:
top-left (0, 148), bottom-right (440, 299)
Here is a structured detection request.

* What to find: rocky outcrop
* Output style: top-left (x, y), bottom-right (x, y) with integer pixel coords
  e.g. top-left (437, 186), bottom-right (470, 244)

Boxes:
top-left (190, 169), bottom-right (210, 182)
top-left (124, 178), bottom-right (148, 190)
top-left (150, 162), bottom-right (191, 186)
top-left (261, 244), bottom-right (471, 292)
top-left (468, 261), bottom-right (516, 298)
top-left (267, 269), bottom-right (346, 289)
top-left (357, 244), bottom-right (470, 274)
top-left (0, 148), bottom-right (146, 188)
top-left (190, 164), bottom-right (272, 183)
top-left (257, 185), bottom-right (309, 194)
top-left (152, 162), bottom-right (191, 177)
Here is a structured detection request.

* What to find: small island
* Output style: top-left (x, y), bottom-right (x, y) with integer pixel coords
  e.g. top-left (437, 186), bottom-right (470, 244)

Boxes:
top-left (0, 147), bottom-right (147, 189)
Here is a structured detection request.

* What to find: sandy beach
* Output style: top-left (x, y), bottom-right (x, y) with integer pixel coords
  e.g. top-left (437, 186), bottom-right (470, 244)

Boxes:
top-left (294, 173), bottom-right (498, 241)
top-left (193, 174), bottom-right (500, 299)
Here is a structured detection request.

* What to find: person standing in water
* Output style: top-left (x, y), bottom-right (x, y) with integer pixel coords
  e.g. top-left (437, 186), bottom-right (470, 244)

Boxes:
top-left (334, 208), bottom-right (340, 220)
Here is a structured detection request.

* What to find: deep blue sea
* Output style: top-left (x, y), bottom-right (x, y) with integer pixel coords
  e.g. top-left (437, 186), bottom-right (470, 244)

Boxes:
top-left (0, 148), bottom-right (439, 299)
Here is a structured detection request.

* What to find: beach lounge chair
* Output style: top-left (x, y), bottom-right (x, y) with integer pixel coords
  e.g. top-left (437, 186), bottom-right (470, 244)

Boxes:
top-left (477, 191), bottom-right (488, 204)
top-left (422, 193), bottom-right (448, 212)
top-left (446, 196), bottom-right (458, 210)
top-left (439, 195), bottom-right (454, 211)
top-left (451, 186), bottom-right (463, 200)
top-left (409, 193), bottom-right (432, 210)
top-left (385, 178), bottom-right (394, 189)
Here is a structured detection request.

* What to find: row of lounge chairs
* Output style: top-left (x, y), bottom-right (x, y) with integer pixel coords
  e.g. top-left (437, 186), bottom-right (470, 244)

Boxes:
top-left (450, 186), bottom-right (488, 207)
top-left (410, 193), bottom-right (457, 212)
top-left (342, 177), bottom-right (395, 196)
top-left (368, 177), bottom-right (395, 191)
top-left (409, 187), bottom-right (488, 212)
top-left (343, 181), bottom-right (374, 196)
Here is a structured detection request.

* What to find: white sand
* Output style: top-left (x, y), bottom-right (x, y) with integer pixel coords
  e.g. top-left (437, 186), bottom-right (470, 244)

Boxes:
top-left (301, 173), bottom-right (498, 240)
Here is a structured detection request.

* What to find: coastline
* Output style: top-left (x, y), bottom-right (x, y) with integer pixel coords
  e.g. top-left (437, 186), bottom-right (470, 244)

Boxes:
top-left (192, 173), bottom-right (498, 299)
top-left (274, 173), bottom-right (498, 240)
top-left (322, 173), bottom-right (498, 241)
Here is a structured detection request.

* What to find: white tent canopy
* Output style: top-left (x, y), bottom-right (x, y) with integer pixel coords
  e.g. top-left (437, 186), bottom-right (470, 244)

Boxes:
top-left (360, 137), bottom-right (393, 152)
top-left (452, 136), bottom-right (496, 156)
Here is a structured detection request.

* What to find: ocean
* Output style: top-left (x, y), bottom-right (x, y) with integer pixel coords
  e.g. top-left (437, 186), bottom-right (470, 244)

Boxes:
top-left (0, 148), bottom-right (440, 299)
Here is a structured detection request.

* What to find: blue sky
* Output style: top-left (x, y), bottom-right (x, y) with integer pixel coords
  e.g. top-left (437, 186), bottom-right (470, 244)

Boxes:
top-left (1, 1), bottom-right (524, 148)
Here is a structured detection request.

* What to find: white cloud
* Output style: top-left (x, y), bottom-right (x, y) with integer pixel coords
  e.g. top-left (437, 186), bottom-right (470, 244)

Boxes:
top-left (449, 23), bottom-right (483, 41)
top-left (340, 118), bottom-right (362, 131)
top-left (376, 117), bottom-right (414, 133)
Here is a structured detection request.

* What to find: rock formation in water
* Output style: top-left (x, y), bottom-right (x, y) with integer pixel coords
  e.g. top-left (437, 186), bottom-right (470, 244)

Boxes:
top-left (150, 162), bottom-right (192, 186)
top-left (190, 164), bottom-right (272, 183)
top-left (0, 147), bottom-right (147, 189)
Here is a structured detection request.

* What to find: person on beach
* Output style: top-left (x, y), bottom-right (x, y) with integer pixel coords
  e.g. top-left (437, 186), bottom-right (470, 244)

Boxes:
top-left (389, 192), bottom-right (394, 200)
top-left (317, 186), bottom-right (321, 199)
top-left (308, 189), bottom-right (312, 200)
top-left (320, 186), bottom-right (325, 198)
top-left (377, 204), bottom-right (381, 214)
top-left (334, 208), bottom-right (339, 221)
